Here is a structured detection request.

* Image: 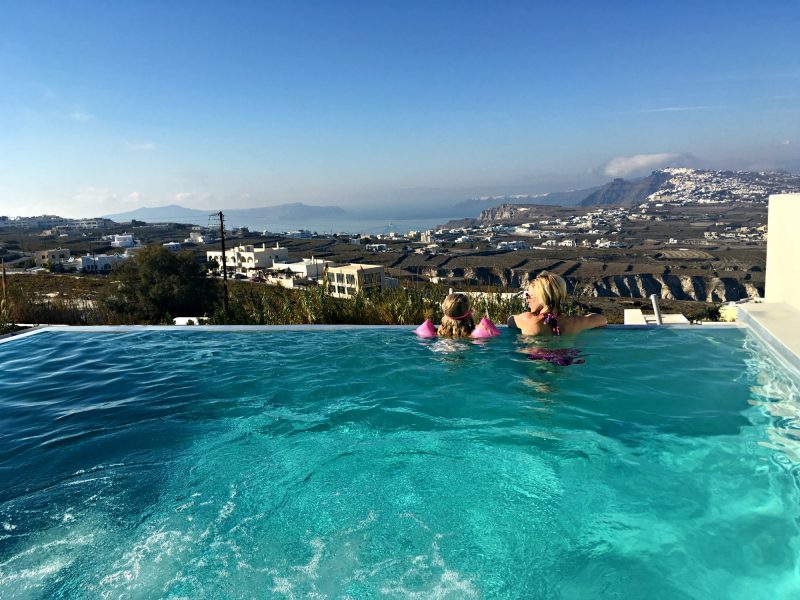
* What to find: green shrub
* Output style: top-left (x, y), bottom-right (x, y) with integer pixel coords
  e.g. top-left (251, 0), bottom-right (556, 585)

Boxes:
top-left (100, 246), bottom-right (220, 324)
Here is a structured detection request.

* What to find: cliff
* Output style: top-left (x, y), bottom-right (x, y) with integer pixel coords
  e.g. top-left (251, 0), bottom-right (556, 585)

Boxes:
top-left (432, 266), bottom-right (760, 302)
top-left (578, 171), bottom-right (672, 207)
top-left (583, 273), bottom-right (761, 302)
top-left (477, 204), bottom-right (533, 222)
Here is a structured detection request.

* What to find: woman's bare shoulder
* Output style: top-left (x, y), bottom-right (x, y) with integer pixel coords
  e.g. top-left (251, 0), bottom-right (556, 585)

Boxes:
top-left (512, 311), bottom-right (535, 324)
top-left (511, 312), bottom-right (541, 334)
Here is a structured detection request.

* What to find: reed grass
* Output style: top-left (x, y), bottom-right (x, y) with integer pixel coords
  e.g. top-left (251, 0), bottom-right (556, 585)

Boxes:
top-left (212, 282), bottom-right (528, 326)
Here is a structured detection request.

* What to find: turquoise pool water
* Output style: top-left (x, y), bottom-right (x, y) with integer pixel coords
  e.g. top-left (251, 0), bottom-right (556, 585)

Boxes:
top-left (1, 327), bottom-right (799, 598)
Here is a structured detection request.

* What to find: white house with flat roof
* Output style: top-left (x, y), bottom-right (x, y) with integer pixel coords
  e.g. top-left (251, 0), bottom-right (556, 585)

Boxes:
top-left (78, 253), bottom-right (128, 273)
top-left (185, 230), bottom-right (214, 244)
top-left (270, 257), bottom-right (332, 279)
top-left (76, 218), bottom-right (114, 229)
top-left (496, 240), bottom-right (528, 251)
top-left (110, 234), bottom-right (138, 248)
top-left (207, 242), bottom-right (288, 275)
top-left (325, 263), bottom-right (386, 299)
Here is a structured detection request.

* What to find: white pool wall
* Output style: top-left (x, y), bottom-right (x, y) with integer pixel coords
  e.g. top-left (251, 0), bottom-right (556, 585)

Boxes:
top-left (737, 193), bottom-right (800, 373)
top-left (765, 193), bottom-right (800, 307)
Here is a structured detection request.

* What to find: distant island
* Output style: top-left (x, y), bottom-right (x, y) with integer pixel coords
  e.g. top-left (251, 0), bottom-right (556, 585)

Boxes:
top-left (103, 202), bottom-right (347, 226)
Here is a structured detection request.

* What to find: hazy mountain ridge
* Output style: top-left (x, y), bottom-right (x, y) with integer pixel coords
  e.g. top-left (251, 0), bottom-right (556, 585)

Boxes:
top-left (103, 202), bottom-right (347, 225)
top-left (99, 168), bottom-right (800, 229)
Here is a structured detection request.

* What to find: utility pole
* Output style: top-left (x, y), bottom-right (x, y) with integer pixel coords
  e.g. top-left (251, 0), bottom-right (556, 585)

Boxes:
top-left (217, 211), bottom-right (229, 314)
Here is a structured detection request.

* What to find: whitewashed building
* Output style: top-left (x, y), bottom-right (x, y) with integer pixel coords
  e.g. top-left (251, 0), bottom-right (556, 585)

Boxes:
top-left (496, 240), bottom-right (528, 251)
top-left (110, 234), bottom-right (137, 248)
top-left (76, 218), bottom-right (115, 229)
top-left (78, 253), bottom-right (128, 273)
top-left (185, 230), bottom-right (214, 244)
top-left (207, 243), bottom-right (289, 276)
top-left (270, 258), bottom-right (332, 279)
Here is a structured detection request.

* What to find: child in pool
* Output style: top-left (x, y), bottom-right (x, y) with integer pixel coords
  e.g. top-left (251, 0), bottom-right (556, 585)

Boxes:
top-left (437, 293), bottom-right (476, 337)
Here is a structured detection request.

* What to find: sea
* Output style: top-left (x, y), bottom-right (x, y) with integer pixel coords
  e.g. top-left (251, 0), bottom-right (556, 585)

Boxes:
top-left (219, 216), bottom-right (462, 236)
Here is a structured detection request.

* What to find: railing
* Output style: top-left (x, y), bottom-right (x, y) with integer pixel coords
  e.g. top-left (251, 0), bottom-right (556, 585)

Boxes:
top-left (650, 294), bottom-right (663, 325)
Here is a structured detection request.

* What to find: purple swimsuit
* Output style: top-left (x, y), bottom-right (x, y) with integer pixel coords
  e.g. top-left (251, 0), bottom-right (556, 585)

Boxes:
top-left (527, 313), bottom-right (587, 365)
top-left (526, 347), bottom-right (585, 366)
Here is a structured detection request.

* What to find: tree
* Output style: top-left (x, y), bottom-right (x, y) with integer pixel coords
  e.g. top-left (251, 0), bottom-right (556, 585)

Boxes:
top-left (101, 246), bottom-right (220, 323)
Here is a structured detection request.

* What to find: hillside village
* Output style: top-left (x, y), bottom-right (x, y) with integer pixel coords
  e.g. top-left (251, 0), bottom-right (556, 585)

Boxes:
top-left (0, 168), bottom-right (792, 307)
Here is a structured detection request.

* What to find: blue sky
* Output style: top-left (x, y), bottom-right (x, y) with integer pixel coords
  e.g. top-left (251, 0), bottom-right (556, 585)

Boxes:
top-left (1, 1), bottom-right (798, 219)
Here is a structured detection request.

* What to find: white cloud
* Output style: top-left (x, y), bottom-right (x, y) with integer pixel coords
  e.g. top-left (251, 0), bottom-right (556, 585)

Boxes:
top-left (70, 111), bottom-right (95, 121)
top-left (126, 142), bottom-right (156, 151)
top-left (603, 153), bottom-right (685, 178)
top-left (781, 139), bottom-right (791, 146)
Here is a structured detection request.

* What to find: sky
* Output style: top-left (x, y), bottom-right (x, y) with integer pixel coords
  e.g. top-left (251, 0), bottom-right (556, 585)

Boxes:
top-left (1, 0), bottom-right (798, 219)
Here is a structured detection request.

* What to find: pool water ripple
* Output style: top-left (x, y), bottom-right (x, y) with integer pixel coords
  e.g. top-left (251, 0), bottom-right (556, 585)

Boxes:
top-left (1, 327), bottom-right (800, 597)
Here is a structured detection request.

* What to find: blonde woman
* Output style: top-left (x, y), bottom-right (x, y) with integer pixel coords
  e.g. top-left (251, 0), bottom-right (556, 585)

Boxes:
top-left (509, 272), bottom-right (606, 336)
top-left (437, 292), bottom-right (476, 337)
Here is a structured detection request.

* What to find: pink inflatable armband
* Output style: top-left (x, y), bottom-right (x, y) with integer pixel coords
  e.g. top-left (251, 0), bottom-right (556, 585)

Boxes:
top-left (483, 317), bottom-right (500, 336)
top-left (414, 319), bottom-right (437, 337)
top-left (471, 317), bottom-right (501, 338)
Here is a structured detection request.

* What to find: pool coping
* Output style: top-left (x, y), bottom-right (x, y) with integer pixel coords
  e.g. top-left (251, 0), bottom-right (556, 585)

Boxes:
top-left (2, 322), bottom-right (742, 335)
top-left (0, 321), bottom-right (745, 347)
top-left (736, 302), bottom-right (800, 374)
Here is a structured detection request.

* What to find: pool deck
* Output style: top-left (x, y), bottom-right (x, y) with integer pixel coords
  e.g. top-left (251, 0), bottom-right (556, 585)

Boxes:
top-left (623, 309), bottom-right (690, 325)
top-left (737, 302), bottom-right (800, 373)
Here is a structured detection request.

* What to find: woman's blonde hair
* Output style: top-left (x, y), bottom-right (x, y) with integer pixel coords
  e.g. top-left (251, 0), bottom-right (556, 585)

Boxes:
top-left (437, 292), bottom-right (475, 337)
top-left (528, 272), bottom-right (568, 315)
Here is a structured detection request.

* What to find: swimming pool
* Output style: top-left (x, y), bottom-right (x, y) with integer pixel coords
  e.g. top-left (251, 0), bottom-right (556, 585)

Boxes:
top-left (1, 326), bottom-right (799, 598)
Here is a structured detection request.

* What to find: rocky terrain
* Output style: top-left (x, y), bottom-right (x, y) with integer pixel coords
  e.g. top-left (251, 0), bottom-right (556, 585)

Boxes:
top-left (407, 266), bottom-right (759, 302)
top-left (579, 171), bottom-right (672, 207)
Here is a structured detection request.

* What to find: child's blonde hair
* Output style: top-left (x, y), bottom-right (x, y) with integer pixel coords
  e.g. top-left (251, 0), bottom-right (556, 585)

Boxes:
top-left (528, 272), bottom-right (568, 315)
top-left (437, 292), bottom-right (475, 337)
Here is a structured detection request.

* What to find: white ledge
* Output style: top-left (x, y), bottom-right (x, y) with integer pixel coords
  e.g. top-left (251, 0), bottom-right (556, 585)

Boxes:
top-left (737, 302), bottom-right (800, 373)
top-left (624, 309), bottom-right (689, 325)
